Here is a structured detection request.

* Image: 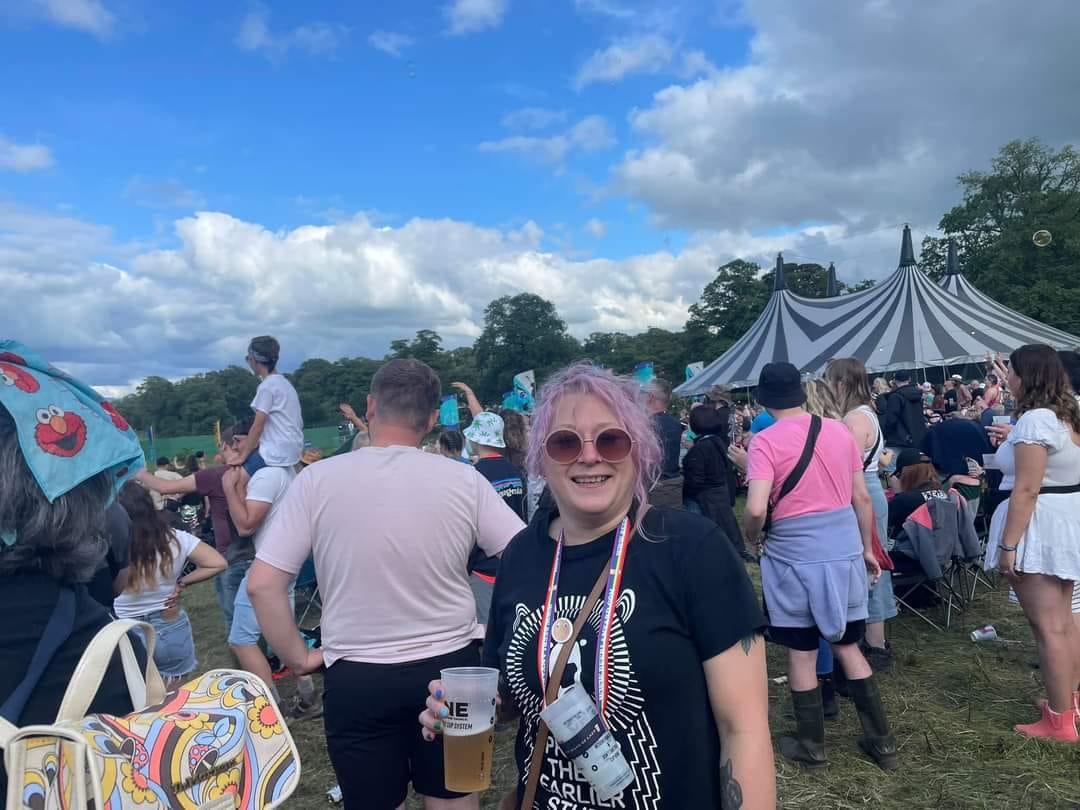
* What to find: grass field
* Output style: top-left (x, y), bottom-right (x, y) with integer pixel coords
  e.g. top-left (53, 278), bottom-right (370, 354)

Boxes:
top-left (182, 561), bottom-right (1080, 809)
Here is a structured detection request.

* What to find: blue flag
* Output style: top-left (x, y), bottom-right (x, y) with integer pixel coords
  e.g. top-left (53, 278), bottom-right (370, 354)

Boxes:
top-left (439, 396), bottom-right (460, 428)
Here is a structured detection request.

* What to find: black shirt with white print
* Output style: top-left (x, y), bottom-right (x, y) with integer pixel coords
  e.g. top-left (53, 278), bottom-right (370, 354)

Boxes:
top-left (482, 506), bottom-right (765, 810)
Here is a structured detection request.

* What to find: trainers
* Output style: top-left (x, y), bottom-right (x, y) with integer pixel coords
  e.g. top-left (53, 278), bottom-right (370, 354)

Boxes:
top-left (284, 692), bottom-right (323, 722)
top-left (860, 641), bottom-right (894, 673)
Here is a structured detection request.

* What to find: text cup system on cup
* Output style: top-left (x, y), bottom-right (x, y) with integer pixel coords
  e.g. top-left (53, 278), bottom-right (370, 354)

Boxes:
top-left (441, 667), bottom-right (499, 793)
top-left (538, 684), bottom-right (634, 801)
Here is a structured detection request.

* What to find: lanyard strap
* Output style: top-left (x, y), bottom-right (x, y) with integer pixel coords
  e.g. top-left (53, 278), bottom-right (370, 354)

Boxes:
top-left (536, 516), bottom-right (632, 719)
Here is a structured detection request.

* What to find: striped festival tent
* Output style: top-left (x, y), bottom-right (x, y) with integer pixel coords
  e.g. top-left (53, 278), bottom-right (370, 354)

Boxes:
top-left (938, 237), bottom-right (1080, 348)
top-left (676, 226), bottom-right (1080, 395)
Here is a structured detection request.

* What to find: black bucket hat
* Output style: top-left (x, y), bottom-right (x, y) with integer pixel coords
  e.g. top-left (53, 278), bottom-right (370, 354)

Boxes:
top-left (756, 362), bottom-right (806, 409)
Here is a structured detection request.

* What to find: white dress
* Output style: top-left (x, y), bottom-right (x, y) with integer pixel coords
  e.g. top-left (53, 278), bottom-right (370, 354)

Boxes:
top-left (985, 409), bottom-right (1080, 590)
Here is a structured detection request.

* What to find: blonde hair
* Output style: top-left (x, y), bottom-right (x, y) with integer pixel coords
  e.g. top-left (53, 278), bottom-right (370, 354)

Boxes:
top-left (803, 379), bottom-right (842, 419)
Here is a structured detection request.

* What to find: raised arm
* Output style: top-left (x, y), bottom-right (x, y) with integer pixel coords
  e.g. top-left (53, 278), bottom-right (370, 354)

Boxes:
top-left (135, 467), bottom-right (198, 496)
top-left (451, 382), bottom-right (483, 417)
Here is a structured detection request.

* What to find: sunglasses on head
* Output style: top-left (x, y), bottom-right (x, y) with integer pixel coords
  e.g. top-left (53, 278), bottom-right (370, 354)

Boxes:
top-left (543, 427), bottom-right (634, 465)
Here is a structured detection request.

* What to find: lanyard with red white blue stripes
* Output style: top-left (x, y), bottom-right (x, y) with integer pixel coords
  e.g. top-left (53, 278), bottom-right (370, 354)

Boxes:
top-left (536, 516), bottom-right (632, 721)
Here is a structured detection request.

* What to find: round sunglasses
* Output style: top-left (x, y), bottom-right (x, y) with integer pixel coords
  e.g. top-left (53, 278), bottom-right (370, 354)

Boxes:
top-left (543, 427), bottom-right (634, 465)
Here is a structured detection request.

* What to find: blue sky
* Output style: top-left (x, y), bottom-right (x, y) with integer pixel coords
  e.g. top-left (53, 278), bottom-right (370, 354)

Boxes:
top-left (1, 1), bottom-right (749, 259)
top-left (2, 0), bottom-right (1078, 389)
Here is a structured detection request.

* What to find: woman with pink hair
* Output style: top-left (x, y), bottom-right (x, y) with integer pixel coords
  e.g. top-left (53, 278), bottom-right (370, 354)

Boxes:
top-left (420, 362), bottom-right (774, 810)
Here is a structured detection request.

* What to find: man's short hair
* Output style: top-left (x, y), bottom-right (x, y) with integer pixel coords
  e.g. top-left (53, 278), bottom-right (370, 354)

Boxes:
top-left (893, 370), bottom-right (911, 383)
top-left (645, 379), bottom-right (673, 406)
top-left (222, 417), bottom-right (253, 445)
top-left (248, 335), bottom-right (280, 371)
top-left (371, 359), bottom-right (441, 433)
top-left (155, 456), bottom-right (170, 468)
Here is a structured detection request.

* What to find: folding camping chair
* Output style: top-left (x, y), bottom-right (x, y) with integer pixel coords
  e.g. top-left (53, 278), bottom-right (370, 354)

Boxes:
top-left (890, 490), bottom-right (981, 631)
top-left (294, 555), bottom-right (322, 645)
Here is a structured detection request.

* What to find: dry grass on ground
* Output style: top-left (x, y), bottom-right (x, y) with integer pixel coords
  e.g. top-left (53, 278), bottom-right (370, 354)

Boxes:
top-left (183, 563), bottom-right (1080, 809)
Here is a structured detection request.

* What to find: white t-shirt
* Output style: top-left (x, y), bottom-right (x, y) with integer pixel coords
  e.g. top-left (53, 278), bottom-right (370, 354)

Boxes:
top-left (114, 530), bottom-right (202, 618)
top-left (245, 465), bottom-right (295, 549)
top-left (257, 445), bottom-right (525, 666)
top-left (151, 469), bottom-right (183, 510)
top-left (251, 374), bottom-right (304, 466)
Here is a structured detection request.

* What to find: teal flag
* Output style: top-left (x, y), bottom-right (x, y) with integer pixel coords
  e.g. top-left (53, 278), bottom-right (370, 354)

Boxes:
top-left (633, 362), bottom-right (655, 387)
top-left (685, 362), bottom-right (704, 382)
top-left (439, 395), bottom-right (460, 427)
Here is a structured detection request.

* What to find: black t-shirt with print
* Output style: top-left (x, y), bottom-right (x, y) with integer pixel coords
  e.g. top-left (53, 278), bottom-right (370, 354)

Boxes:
top-left (475, 456), bottom-right (527, 521)
top-left (482, 506), bottom-right (765, 810)
top-left (888, 487), bottom-right (949, 535)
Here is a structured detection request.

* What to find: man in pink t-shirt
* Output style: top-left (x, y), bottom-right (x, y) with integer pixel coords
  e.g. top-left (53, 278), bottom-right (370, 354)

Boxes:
top-left (742, 362), bottom-right (896, 774)
top-left (247, 359), bottom-right (524, 810)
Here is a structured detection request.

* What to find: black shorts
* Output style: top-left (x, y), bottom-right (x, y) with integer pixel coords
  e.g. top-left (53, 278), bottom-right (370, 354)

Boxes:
top-left (323, 642), bottom-right (481, 809)
top-left (761, 595), bottom-right (866, 651)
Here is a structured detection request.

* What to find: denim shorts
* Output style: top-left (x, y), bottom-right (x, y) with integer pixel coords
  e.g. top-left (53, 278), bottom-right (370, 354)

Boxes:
top-left (228, 571), bottom-right (295, 646)
top-left (134, 609), bottom-right (197, 679)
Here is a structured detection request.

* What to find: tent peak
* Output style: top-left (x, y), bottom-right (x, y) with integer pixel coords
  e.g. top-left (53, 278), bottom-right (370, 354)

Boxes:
top-left (899, 224), bottom-right (917, 268)
top-left (825, 262), bottom-right (839, 297)
top-left (945, 238), bottom-right (960, 276)
top-left (772, 253), bottom-right (786, 291)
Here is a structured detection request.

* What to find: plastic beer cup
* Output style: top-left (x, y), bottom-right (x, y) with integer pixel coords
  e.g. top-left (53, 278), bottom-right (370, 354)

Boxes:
top-left (440, 667), bottom-right (499, 793)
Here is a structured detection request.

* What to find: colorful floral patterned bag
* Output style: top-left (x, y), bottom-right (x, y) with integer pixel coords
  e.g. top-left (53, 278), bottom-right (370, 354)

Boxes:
top-left (0, 619), bottom-right (301, 809)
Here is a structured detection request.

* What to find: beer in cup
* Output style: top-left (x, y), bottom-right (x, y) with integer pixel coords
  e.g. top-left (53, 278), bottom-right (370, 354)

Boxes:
top-left (539, 683), bottom-right (633, 801)
top-left (440, 667), bottom-right (499, 793)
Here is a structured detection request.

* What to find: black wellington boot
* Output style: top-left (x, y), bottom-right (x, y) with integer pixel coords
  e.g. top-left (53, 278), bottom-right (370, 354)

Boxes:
top-left (778, 687), bottom-right (828, 770)
top-left (820, 675), bottom-right (839, 721)
top-left (848, 676), bottom-right (899, 771)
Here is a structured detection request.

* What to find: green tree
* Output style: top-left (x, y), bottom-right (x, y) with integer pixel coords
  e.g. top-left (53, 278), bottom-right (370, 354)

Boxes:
top-left (921, 138), bottom-right (1080, 334)
top-left (685, 259), bottom-right (769, 363)
top-left (474, 293), bottom-right (579, 403)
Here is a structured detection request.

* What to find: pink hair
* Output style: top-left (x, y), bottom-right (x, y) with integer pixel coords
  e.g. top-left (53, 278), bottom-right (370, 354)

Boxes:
top-left (527, 362), bottom-right (662, 527)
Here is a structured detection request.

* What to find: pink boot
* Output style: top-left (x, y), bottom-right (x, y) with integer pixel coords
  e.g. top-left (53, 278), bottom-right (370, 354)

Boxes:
top-left (1015, 703), bottom-right (1079, 743)
top-left (1034, 691), bottom-right (1080, 715)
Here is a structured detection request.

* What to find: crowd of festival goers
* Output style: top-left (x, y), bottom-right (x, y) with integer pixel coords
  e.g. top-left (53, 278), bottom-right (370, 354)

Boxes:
top-left (2, 332), bottom-right (1079, 809)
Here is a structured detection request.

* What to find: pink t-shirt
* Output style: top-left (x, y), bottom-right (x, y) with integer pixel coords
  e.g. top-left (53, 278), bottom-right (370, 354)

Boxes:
top-left (747, 413), bottom-right (861, 522)
top-left (257, 445), bottom-right (525, 665)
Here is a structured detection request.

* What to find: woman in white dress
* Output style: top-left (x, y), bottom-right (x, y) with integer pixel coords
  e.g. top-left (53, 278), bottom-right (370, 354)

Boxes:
top-left (985, 344), bottom-right (1080, 742)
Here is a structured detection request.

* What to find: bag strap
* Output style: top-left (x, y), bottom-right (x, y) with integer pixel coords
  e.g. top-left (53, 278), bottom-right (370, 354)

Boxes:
top-left (519, 506), bottom-right (648, 810)
top-left (862, 420), bottom-right (882, 471)
top-left (55, 619), bottom-right (166, 723)
top-left (776, 415), bottom-right (821, 505)
top-left (0, 587), bottom-right (77, 728)
top-left (520, 563), bottom-right (608, 809)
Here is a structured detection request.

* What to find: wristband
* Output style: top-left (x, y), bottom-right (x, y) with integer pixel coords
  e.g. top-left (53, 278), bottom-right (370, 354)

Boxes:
top-left (997, 543), bottom-right (1018, 552)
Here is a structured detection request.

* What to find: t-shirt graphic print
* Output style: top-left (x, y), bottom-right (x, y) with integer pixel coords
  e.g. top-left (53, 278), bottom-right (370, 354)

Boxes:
top-left (483, 508), bottom-right (765, 810)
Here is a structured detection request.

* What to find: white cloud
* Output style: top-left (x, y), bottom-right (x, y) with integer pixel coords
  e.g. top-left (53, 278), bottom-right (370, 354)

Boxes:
top-left (573, 0), bottom-right (636, 19)
top-left (479, 115), bottom-right (615, 167)
top-left (124, 177), bottom-right (205, 210)
top-left (614, 0), bottom-right (1080, 236)
top-left (573, 34), bottom-right (673, 89)
top-left (500, 107), bottom-right (567, 132)
top-left (444, 0), bottom-right (508, 36)
top-left (368, 29), bottom-right (412, 57)
top-left (236, 5), bottom-right (346, 59)
top-left (33, 0), bottom-right (114, 38)
top-left (584, 218), bottom-right (607, 238)
top-left (0, 136), bottom-right (55, 172)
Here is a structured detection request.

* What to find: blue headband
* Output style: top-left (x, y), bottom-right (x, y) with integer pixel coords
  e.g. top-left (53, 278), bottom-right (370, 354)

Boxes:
top-left (0, 340), bottom-right (144, 508)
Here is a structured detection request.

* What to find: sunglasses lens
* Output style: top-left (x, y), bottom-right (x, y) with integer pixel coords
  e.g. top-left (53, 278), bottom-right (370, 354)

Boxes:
top-left (596, 429), bottom-right (633, 462)
top-left (546, 430), bottom-right (582, 463)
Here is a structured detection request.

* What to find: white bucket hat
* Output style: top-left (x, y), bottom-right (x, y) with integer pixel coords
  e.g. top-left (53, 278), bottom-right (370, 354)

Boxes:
top-left (464, 411), bottom-right (506, 448)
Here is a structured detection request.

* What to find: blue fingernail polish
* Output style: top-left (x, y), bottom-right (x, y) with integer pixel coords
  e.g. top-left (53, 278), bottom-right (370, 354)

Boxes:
top-left (439, 706), bottom-right (449, 718)
top-left (435, 689), bottom-right (443, 699)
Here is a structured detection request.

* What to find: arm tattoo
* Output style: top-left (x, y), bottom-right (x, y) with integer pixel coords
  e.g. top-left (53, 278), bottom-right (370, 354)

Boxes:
top-left (739, 634), bottom-right (756, 656)
top-left (720, 757), bottom-right (743, 809)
